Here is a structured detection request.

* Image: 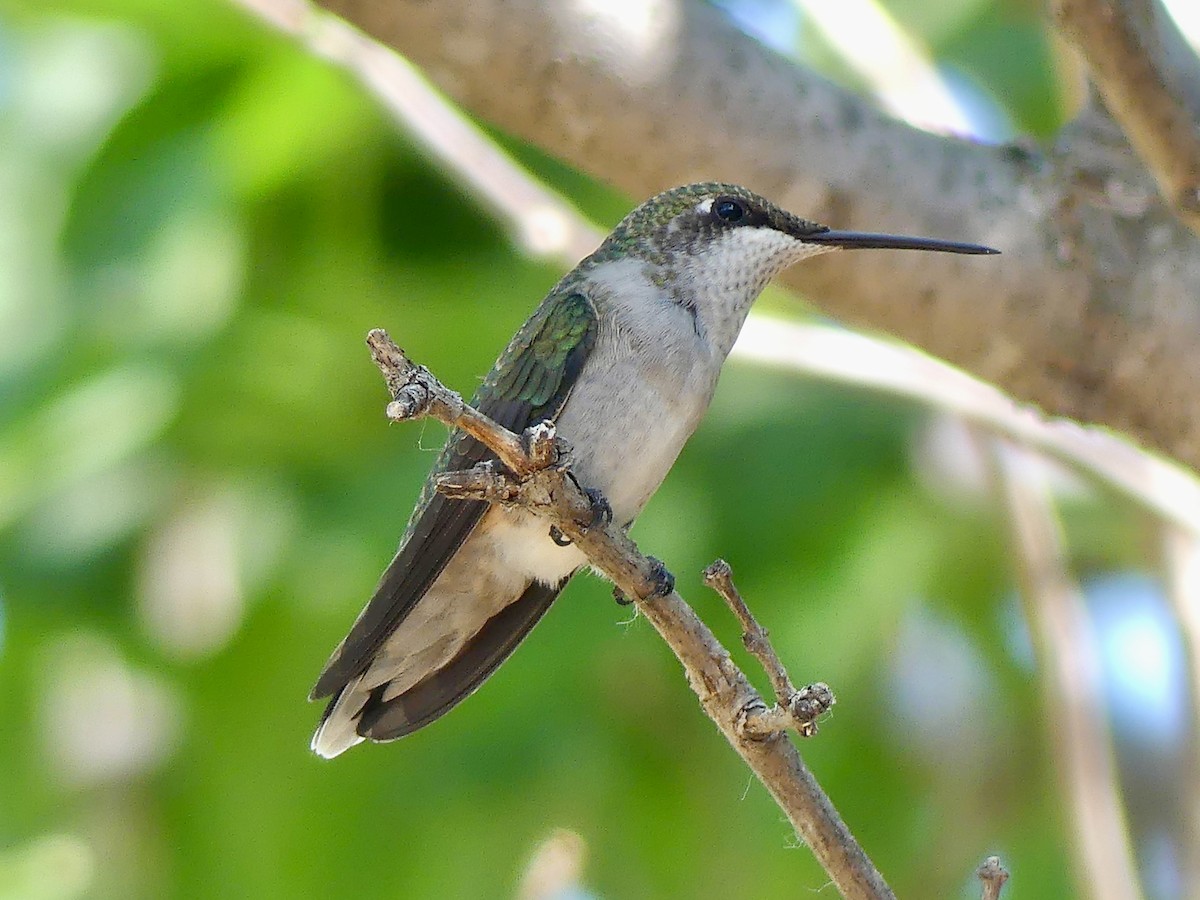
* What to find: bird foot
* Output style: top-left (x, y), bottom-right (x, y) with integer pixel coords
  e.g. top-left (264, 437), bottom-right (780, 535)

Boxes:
top-left (612, 557), bottom-right (674, 604)
top-left (646, 556), bottom-right (675, 598)
top-left (563, 471), bottom-right (612, 532)
top-left (582, 487), bottom-right (613, 530)
top-left (550, 475), bottom-right (613, 548)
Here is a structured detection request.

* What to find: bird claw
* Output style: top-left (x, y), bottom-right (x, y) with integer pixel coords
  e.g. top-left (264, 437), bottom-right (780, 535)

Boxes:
top-left (547, 478), bottom-right (610, 547)
top-left (561, 471), bottom-right (613, 532)
top-left (582, 487), bottom-right (613, 530)
top-left (612, 558), bottom-right (673, 604)
top-left (646, 556), bottom-right (675, 598)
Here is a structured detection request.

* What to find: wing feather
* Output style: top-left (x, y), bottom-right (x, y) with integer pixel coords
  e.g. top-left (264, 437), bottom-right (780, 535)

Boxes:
top-left (354, 578), bottom-right (569, 740)
top-left (310, 292), bottom-right (597, 701)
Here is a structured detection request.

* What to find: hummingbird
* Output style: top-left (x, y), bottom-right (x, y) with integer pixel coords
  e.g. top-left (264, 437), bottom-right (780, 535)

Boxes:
top-left (310, 182), bottom-right (997, 757)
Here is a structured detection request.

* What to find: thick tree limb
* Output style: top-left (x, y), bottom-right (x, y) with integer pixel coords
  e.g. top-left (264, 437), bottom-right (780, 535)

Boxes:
top-left (364, 328), bottom-right (895, 900)
top-left (1053, 0), bottom-right (1200, 232)
top-left (231, 0), bottom-right (1200, 540)
top-left (234, 0), bottom-right (1200, 552)
top-left (304, 0), bottom-right (1200, 475)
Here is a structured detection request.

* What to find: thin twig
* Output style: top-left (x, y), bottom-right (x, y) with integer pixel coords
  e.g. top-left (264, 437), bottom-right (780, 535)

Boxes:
top-left (976, 856), bottom-right (1010, 900)
top-left (989, 438), bottom-right (1144, 900)
top-left (365, 328), bottom-right (896, 900)
top-left (701, 559), bottom-right (834, 738)
top-left (366, 330), bottom-right (547, 476)
top-left (703, 559), bottom-right (795, 701)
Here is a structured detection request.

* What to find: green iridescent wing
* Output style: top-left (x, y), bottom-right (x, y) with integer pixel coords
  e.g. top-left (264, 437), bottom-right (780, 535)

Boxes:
top-left (401, 288), bottom-right (599, 539)
top-left (311, 292), bottom-right (598, 700)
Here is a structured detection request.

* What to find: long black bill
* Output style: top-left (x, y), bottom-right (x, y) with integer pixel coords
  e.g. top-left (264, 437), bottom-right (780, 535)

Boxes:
top-left (803, 229), bottom-right (999, 255)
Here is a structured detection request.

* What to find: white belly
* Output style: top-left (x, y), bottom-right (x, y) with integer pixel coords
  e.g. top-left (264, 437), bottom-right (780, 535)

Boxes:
top-left (553, 325), bottom-right (720, 526)
top-left (452, 326), bottom-right (718, 600)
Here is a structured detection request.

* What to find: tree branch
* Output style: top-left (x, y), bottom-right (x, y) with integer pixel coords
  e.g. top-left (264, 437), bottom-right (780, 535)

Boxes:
top-left (364, 328), bottom-right (895, 900)
top-left (229, 0), bottom-right (1200, 542)
top-left (701, 559), bottom-right (834, 739)
top-left (702, 559), bottom-right (796, 702)
top-left (298, 0), bottom-right (1200, 475)
top-left (1052, 0), bottom-right (1200, 232)
top-left (976, 856), bottom-right (1010, 900)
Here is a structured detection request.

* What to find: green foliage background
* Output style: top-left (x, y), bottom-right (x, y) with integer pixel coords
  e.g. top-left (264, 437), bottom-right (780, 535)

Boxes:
top-left (0, 1), bottom-right (1166, 897)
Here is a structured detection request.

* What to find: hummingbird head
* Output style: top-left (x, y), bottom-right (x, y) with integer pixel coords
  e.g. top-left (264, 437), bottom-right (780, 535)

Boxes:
top-left (590, 182), bottom-right (996, 356)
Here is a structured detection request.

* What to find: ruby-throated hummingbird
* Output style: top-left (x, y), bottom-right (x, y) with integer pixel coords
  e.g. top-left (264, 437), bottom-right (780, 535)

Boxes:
top-left (310, 183), bottom-right (997, 757)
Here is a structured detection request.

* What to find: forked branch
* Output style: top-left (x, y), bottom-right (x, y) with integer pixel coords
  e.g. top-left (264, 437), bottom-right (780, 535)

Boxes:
top-left (702, 559), bottom-right (834, 739)
top-left (363, 328), bottom-right (894, 900)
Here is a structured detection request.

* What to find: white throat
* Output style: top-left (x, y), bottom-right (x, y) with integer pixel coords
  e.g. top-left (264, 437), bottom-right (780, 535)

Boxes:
top-left (678, 230), bottom-right (835, 359)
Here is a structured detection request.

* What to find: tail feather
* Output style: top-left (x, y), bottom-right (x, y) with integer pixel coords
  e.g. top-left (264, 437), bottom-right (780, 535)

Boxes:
top-left (311, 576), bottom-right (569, 756)
top-left (311, 689), bottom-right (367, 759)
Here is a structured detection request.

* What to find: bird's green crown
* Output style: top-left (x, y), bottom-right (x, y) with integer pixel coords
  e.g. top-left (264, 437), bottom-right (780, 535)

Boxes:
top-left (588, 182), bottom-right (828, 266)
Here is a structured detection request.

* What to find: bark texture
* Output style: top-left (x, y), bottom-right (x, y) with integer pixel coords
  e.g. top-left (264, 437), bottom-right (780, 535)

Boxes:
top-left (315, 0), bottom-right (1200, 472)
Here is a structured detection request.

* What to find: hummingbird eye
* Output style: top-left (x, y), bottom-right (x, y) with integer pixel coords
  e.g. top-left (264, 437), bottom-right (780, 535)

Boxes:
top-left (713, 198), bottom-right (746, 223)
